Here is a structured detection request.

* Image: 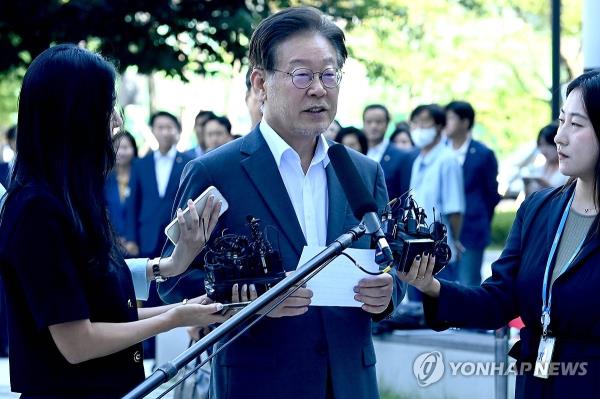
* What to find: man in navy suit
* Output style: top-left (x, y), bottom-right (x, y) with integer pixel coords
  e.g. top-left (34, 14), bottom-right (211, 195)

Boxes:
top-left (363, 104), bottom-right (415, 200)
top-left (445, 101), bottom-right (501, 286)
top-left (126, 111), bottom-right (193, 258)
top-left (158, 7), bottom-right (404, 399)
top-left (185, 110), bottom-right (216, 159)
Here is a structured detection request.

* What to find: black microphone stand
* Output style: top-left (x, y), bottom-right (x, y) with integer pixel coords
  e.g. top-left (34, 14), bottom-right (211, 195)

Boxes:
top-left (124, 224), bottom-right (367, 399)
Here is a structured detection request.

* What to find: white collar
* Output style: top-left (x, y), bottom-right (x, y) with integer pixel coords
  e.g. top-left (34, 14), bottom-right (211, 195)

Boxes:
top-left (419, 140), bottom-right (445, 165)
top-left (450, 136), bottom-right (471, 155)
top-left (259, 120), bottom-right (330, 168)
top-left (154, 146), bottom-right (177, 161)
top-left (371, 138), bottom-right (389, 152)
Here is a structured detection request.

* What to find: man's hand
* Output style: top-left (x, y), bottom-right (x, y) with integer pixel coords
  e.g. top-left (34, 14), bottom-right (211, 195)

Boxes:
top-left (354, 273), bottom-right (393, 314)
top-left (260, 271), bottom-right (313, 318)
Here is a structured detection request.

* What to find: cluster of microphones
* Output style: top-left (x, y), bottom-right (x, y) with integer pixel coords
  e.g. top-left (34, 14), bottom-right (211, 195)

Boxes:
top-left (203, 144), bottom-right (451, 303)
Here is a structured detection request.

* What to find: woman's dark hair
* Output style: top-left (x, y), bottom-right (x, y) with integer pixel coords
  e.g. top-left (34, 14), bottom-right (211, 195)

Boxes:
top-left (249, 7), bottom-right (347, 71)
top-left (390, 122), bottom-right (414, 147)
top-left (150, 111), bottom-right (181, 131)
top-left (5, 125), bottom-right (16, 141)
top-left (537, 122), bottom-right (559, 146)
top-left (565, 69), bottom-right (600, 214)
top-left (202, 115), bottom-right (232, 134)
top-left (335, 126), bottom-right (368, 154)
top-left (3, 44), bottom-right (117, 264)
top-left (112, 130), bottom-right (139, 159)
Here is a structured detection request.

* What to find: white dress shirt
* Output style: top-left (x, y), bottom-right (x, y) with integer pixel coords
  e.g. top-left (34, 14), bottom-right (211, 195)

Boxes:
top-left (366, 138), bottom-right (389, 163)
top-left (260, 121), bottom-right (329, 247)
top-left (448, 136), bottom-right (471, 166)
top-left (410, 142), bottom-right (465, 262)
top-left (153, 146), bottom-right (177, 198)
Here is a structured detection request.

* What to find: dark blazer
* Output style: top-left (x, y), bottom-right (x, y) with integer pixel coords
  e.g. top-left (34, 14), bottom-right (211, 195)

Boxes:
top-left (105, 171), bottom-right (130, 239)
top-left (0, 186), bottom-right (144, 397)
top-left (184, 146), bottom-right (203, 160)
top-left (126, 151), bottom-right (192, 257)
top-left (0, 162), bottom-right (10, 188)
top-left (158, 127), bottom-right (405, 399)
top-left (460, 139), bottom-right (501, 249)
top-left (379, 143), bottom-right (417, 201)
top-left (424, 184), bottom-right (600, 398)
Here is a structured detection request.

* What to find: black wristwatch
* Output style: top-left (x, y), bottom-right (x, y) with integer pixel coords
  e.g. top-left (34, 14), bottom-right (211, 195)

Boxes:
top-left (150, 257), bottom-right (167, 283)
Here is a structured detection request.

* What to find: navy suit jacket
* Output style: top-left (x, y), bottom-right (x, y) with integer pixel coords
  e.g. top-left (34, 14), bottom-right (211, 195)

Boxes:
top-left (126, 151), bottom-right (192, 257)
top-left (184, 146), bottom-right (203, 160)
top-left (378, 143), bottom-right (417, 201)
top-left (460, 139), bottom-right (501, 249)
top-left (424, 184), bottom-right (600, 398)
top-left (158, 127), bottom-right (405, 399)
top-left (105, 171), bottom-right (130, 239)
top-left (0, 163), bottom-right (10, 188)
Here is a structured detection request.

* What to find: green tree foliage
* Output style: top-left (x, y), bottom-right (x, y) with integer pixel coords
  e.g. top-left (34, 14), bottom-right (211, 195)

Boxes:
top-left (0, 0), bottom-right (376, 79)
top-left (0, 0), bottom-right (376, 126)
top-left (0, 0), bottom-right (583, 158)
top-left (346, 0), bottom-right (582, 156)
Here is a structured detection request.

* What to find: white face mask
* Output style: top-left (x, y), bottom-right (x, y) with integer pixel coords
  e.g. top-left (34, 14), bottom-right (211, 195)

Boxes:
top-left (411, 127), bottom-right (438, 148)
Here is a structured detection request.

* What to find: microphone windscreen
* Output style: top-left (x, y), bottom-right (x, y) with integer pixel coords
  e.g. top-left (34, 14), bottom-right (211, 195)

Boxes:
top-left (328, 144), bottom-right (378, 219)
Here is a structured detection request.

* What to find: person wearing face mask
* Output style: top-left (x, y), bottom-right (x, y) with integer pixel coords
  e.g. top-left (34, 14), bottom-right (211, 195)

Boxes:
top-left (407, 104), bottom-right (465, 300)
top-left (399, 70), bottom-right (600, 399)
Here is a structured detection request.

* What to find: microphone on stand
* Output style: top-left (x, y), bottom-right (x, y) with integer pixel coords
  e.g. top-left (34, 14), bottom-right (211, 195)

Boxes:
top-left (327, 144), bottom-right (394, 267)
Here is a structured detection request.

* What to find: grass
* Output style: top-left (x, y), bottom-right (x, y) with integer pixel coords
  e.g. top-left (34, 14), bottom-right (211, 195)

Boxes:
top-left (489, 210), bottom-right (517, 250)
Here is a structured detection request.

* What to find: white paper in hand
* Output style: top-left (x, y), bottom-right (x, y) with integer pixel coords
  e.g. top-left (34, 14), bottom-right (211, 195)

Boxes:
top-left (297, 246), bottom-right (380, 307)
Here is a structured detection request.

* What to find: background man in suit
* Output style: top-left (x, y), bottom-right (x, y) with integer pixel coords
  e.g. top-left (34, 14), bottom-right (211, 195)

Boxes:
top-left (203, 115), bottom-right (233, 151)
top-left (445, 101), bottom-right (501, 286)
top-left (126, 111), bottom-right (192, 358)
top-left (127, 111), bottom-right (193, 258)
top-left (158, 7), bottom-right (404, 399)
top-left (185, 110), bottom-right (216, 159)
top-left (408, 104), bottom-right (465, 301)
top-left (363, 104), bottom-right (415, 200)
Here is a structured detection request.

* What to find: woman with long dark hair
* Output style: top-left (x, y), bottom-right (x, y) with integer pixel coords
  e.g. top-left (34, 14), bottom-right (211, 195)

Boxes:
top-left (401, 70), bottom-right (600, 397)
top-left (0, 44), bottom-right (226, 398)
top-left (105, 130), bottom-right (139, 255)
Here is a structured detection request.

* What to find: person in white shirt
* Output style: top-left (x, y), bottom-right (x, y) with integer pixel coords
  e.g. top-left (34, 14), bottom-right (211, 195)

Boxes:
top-left (444, 101), bottom-right (501, 287)
top-left (408, 104), bottom-right (465, 300)
top-left (157, 7), bottom-right (404, 399)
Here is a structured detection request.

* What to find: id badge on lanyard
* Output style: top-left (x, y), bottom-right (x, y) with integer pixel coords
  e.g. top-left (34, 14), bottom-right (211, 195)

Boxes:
top-left (535, 193), bottom-right (583, 379)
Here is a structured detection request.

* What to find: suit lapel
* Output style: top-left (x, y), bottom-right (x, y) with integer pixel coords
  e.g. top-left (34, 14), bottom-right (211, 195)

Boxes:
top-left (567, 226), bottom-right (600, 274)
top-left (543, 184), bottom-right (600, 277)
top-left (325, 162), bottom-right (348, 244)
top-left (142, 153), bottom-right (160, 199)
top-left (462, 141), bottom-right (476, 182)
top-left (164, 152), bottom-right (186, 199)
top-left (380, 143), bottom-right (392, 164)
top-left (240, 130), bottom-right (306, 257)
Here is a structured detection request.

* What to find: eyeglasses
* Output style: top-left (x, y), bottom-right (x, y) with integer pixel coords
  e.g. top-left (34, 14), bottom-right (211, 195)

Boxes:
top-left (270, 67), bottom-right (343, 89)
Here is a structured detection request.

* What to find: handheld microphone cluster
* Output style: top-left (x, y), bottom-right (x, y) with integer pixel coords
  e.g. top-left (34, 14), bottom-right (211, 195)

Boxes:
top-left (327, 144), bottom-right (394, 267)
